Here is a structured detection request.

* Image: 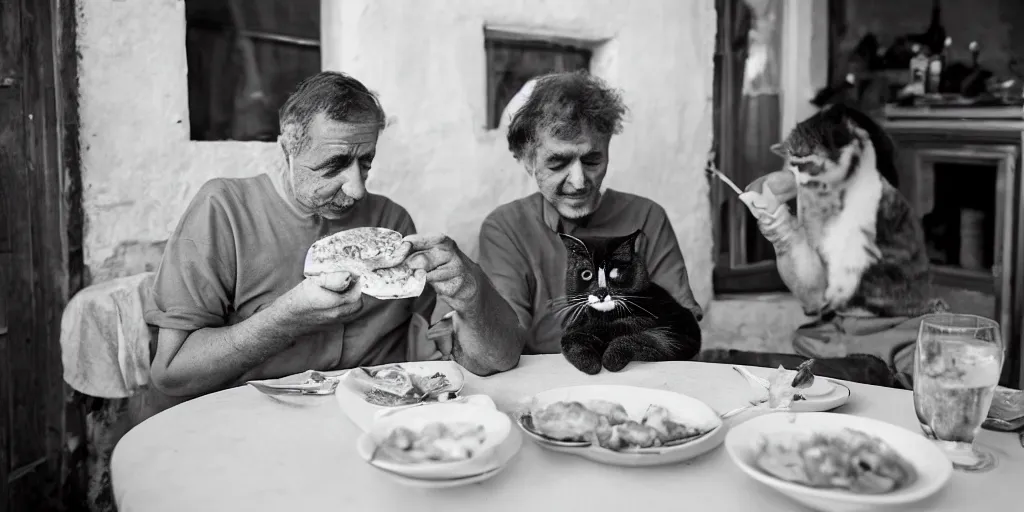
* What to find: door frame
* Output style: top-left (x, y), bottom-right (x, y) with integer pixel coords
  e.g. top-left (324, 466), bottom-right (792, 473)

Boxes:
top-left (0, 0), bottom-right (83, 509)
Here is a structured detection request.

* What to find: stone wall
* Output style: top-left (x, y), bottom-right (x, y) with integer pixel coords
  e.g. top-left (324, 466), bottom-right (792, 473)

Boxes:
top-left (76, 0), bottom-right (717, 309)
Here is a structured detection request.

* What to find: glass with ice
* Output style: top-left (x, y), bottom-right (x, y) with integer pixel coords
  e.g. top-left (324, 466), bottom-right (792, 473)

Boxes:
top-left (913, 313), bottom-right (1004, 472)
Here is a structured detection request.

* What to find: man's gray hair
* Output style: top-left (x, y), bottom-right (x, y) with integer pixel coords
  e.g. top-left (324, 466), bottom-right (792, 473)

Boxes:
top-left (506, 71), bottom-right (627, 162)
top-left (278, 71), bottom-right (386, 156)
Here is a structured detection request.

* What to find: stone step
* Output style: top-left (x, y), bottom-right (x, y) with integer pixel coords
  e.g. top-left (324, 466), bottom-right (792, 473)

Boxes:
top-left (700, 293), bottom-right (810, 354)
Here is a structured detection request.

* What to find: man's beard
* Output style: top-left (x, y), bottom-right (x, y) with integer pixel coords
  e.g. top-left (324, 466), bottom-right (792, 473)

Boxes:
top-left (555, 189), bottom-right (601, 219)
top-left (314, 195), bottom-right (356, 218)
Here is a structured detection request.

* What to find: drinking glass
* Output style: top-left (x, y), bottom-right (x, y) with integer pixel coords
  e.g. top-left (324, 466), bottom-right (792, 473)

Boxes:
top-left (913, 313), bottom-right (1003, 472)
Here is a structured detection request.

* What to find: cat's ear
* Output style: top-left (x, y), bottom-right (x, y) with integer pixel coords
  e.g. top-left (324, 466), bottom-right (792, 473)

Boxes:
top-left (611, 229), bottom-right (645, 259)
top-left (769, 143), bottom-right (787, 158)
top-left (558, 233), bottom-right (589, 256)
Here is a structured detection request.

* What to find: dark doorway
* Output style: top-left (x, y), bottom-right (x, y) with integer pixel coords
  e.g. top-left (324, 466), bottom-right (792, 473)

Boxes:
top-left (0, 0), bottom-right (82, 510)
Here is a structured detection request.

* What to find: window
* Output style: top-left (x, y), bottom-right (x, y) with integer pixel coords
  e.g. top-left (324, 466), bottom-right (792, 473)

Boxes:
top-left (185, 0), bottom-right (320, 141)
top-left (711, 0), bottom-right (788, 293)
top-left (484, 32), bottom-right (592, 129)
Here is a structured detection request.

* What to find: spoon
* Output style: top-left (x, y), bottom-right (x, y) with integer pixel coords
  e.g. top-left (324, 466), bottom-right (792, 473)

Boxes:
top-left (733, 366), bottom-right (771, 391)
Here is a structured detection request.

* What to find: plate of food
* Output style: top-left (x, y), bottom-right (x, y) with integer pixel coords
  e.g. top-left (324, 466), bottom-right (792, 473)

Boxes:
top-left (513, 385), bottom-right (725, 466)
top-left (335, 361), bottom-right (466, 431)
top-left (733, 361), bottom-right (852, 415)
top-left (725, 412), bottom-right (952, 512)
top-left (246, 369), bottom-right (346, 396)
top-left (355, 401), bottom-right (521, 487)
top-left (304, 227), bottom-right (425, 300)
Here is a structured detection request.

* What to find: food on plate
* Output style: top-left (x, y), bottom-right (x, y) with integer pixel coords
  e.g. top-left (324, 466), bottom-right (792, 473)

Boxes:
top-left (529, 400), bottom-right (710, 451)
top-left (349, 364), bottom-right (454, 406)
top-left (767, 359), bottom-right (827, 408)
top-left (531, 401), bottom-right (603, 441)
top-left (303, 227), bottom-right (425, 299)
top-left (301, 371), bottom-right (328, 386)
top-left (584, 400), bottom-right (631, 425)
top-left (754, 428), bottom-right (918, 494)
top-left (380, 422), bottom-right (488, 463)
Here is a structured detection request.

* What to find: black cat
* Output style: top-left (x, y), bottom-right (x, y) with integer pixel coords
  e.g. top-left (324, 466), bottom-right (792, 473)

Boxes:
top-left (554, 229), bottom-right (702, 375)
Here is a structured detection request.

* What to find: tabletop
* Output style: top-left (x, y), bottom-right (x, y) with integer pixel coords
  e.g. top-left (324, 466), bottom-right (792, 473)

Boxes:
top-left (111, 355), bottom-right (1024, 511)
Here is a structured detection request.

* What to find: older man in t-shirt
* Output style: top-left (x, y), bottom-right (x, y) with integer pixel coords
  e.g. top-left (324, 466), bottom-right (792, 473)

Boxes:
top-left (144, 72), bottom-right (526, 403)
top-left (478, 72), bottom-right (704, 356)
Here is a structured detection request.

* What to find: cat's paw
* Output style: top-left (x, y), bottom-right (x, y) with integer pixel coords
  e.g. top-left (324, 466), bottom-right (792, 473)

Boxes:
top-left (561, 333), bottom-right (604, 375)
top-left (824, 270), bottom-right (859, 310)
top-left (567, 354), bottom-right (602, 375)
top-left (602, 347), bottom-right (632, 373)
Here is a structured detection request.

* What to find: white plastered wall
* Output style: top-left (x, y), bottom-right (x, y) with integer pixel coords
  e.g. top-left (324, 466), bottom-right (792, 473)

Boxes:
top-left (77, 0), bottom-right (717, 309)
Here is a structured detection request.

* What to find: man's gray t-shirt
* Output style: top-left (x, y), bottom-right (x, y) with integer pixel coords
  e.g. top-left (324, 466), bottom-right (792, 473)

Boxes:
top-left (144, 173), bottom-right (436, 385)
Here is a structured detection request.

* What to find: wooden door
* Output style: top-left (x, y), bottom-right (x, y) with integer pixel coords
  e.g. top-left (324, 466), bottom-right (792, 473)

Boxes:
top-left (1, 0), bottom-right (80, 510)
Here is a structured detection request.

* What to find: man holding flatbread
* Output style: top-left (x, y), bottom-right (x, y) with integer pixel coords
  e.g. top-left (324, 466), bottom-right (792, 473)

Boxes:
top-left (145, 72), bottom-right (525, 403)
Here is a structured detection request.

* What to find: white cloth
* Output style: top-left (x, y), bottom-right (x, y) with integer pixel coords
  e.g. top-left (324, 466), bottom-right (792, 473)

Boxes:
top-left (61, 272), bottom-right (156, 398)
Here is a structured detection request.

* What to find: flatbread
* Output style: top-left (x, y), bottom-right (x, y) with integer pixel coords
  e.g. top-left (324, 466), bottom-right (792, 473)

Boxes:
top-left (303, 227), bottom-right (426, 300)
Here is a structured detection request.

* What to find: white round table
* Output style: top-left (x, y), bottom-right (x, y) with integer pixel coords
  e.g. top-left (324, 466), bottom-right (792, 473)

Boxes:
top-left (111, 355), bottom-right (1023, 511)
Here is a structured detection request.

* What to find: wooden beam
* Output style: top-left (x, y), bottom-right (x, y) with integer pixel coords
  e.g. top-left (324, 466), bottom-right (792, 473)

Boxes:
top-left (53, 0), bottom-right (86, 506)
top-left (0, 0), bottom-right (24, 505)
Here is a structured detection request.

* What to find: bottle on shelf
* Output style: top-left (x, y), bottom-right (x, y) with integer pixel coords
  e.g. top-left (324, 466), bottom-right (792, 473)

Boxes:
top-left (925, 0), bottom-right (947, 56)
top-left (969, 41), bottom-right (980, 69)
top-left (909, 43), bottom-right (929, 91)
top-left (926, 37), bottom-right (951, 94)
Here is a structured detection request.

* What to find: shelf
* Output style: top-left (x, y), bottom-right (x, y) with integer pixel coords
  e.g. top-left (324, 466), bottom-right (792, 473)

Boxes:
top-left (931, 265), bottom-right (995, 295)
top-left (884, 104), bottom-right (1024, 121)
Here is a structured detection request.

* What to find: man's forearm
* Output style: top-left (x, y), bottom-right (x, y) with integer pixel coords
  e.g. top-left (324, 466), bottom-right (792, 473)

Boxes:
top-left (151, 304), bottom-right (299, 396)
top-left (448, 267), bottom-right (526, 376)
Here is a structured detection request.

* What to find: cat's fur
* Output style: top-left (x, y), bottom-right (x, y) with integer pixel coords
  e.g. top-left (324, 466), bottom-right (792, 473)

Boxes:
top-left (554, 230), bottom-right (702, 374)
top-left (771, 103), bottom-right (943, 317)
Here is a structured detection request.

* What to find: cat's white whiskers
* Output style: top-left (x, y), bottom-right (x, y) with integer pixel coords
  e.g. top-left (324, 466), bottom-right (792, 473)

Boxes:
top-left (613, 299), bottom-right (634, 315)
top-left (620, 298), bottom-right (657, 318)
top-left (551, 300), bottom-right (588, 319)
top-left (567, 303), bottom-right (589, 326)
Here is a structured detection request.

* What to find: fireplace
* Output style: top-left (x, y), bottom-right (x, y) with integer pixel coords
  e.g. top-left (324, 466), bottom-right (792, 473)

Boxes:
top-left (884, 106), bottom-right (1024, 388)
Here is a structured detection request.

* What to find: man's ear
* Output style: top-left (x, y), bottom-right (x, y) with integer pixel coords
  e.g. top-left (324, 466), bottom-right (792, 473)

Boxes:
top-left (522, 152), bottom-right (538, 177)
top-left (770, 143), bottom-right (786, 158)
top-left (558, 233), bottom-right (588, 256)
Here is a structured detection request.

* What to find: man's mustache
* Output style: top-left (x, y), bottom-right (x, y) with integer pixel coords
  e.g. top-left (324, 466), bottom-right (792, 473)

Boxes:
top-left (559, 185), bottom-right (592, 197)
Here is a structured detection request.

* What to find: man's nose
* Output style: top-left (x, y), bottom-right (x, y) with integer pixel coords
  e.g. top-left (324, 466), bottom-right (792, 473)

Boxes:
top-left (565, 160), bottom-right (585, 189)
top-left (340, 165), bottom-right (366, 200)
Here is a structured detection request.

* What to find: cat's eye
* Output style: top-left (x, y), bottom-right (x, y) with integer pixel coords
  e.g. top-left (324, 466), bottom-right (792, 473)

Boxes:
top-left (580, 270), bottom-right (593, 281)
top-left (609, 268), bottom-right (620, 279)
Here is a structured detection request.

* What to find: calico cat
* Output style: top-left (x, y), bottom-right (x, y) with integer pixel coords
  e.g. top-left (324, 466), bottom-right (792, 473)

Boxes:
top-left (553, 230), bottom-right (702, 375)
top-left (770, 103), bottom-right (943, 317)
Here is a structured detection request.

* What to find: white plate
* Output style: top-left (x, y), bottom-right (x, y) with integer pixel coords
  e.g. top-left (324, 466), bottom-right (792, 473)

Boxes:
top-left (788, 379), bottom-right (851, 413)
top-left (725, 412), bottom-right (953, 512)
top-left (356, 413), bottom-right (524, 489)
top-left (336, 361), bottom-right (466, 432)
top-left (515, 385), bottom-right (726, 467)
top-left (360, 401), bottom-right (512, 480)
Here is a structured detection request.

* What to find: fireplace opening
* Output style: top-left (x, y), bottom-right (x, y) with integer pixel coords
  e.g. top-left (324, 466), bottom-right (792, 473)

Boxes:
top-left (922, 162), bottom-right (997, 272)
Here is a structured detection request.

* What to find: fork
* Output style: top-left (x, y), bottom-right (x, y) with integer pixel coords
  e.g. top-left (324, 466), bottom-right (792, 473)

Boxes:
top-left (719, 399), bottom-right (765, 420)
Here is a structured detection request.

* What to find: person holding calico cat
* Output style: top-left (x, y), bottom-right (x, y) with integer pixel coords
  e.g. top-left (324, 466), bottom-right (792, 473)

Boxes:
top-left (739, 103), bottom-right (947, 388)
top-left (475, 71), bottom-right (704, 375)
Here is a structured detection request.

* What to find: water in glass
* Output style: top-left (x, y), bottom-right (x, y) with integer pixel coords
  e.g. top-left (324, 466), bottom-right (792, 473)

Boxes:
top-left (913, 314), bottom-right (1003, 472)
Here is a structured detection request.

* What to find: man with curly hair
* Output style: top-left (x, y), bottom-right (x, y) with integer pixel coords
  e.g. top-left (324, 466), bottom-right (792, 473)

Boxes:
top-left (476, 71), bottom-right (704, 356)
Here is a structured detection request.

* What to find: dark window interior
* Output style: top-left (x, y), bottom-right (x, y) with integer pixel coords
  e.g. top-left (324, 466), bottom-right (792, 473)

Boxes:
top-left (185, 0), bottom-right (320, 141)
top-left (484, 36), bottom-right (591, 129)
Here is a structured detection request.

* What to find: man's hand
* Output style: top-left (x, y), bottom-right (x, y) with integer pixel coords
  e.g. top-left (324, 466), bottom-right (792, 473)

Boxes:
top-left (273, 271), bottom-right (364, 334)
top-left (393, 234), bottom-right (481, 311)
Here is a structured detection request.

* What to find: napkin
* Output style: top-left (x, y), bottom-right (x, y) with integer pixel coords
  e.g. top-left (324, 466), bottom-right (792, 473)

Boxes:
top-left (987, 386), bottom-right (1024, 424)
